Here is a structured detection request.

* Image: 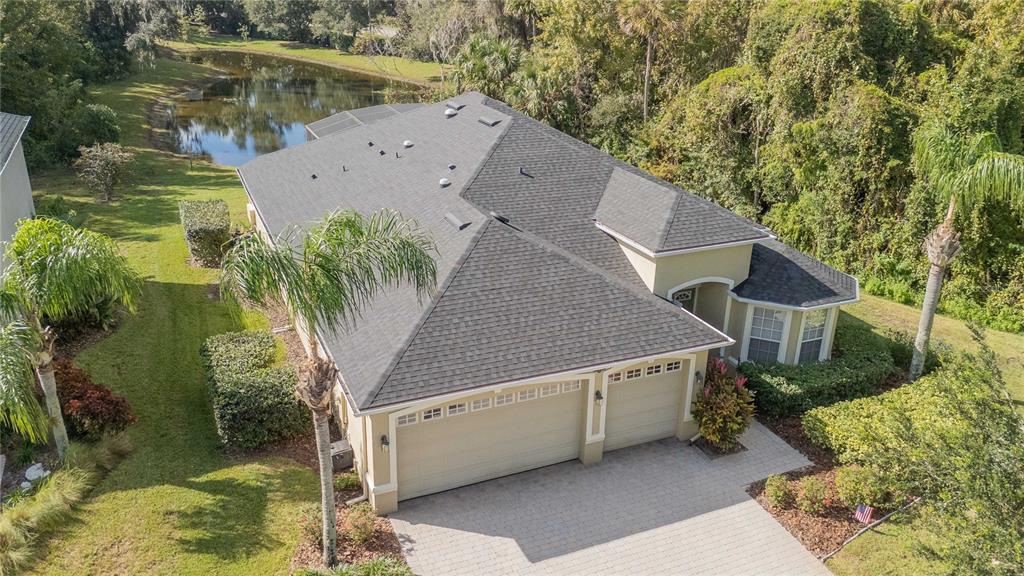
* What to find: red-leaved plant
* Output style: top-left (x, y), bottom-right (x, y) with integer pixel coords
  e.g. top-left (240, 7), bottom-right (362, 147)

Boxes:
top-left (55, 358), bottom-right (137, 440)
top-left (693, 357), bottom-right (755, 450)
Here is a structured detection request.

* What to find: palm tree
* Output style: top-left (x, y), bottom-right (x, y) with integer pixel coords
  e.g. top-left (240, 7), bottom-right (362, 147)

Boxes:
top-left (2, 218), bottom-right (141, 457)
top-left (616, 0), bottom-right (672, 122)
top-left (451, 34), bottom-right (523, 98)
top-left (909, 123), bottom-right (1024, 380)
top-left (220, 209), bottom-right (436, 567)
top-left (0, 320), bottom-right (50, 494)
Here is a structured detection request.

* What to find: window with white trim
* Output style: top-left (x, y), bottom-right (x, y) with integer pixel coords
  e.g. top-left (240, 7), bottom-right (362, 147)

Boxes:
top-left (540, 383), bottom-right (560, 397)
top-left (607, 372), bottom-right (622, 383)
top-left (471, 397), bottom-right (491, 411)
top-left (799, 309), bottom-right (828, 363)
top-left (396, 413), bottom-right (417, 426)
top-left (646, 364), bottom-right (662, 376)
top-left (422, 407), bottom-right (443, 421)
top-left (518, 388), bottom-right (538, 402)
top-left (495, 392), bottom-right (515, 406)
top-left (748, 306), bottom-right (785, 363)
top-left (665, 360), bottom-right (681, 372)
top-left (625, 368), bottom-right (642, 380)
top-left (562, 380), bottom-right (582, 393)
top-left (447, 402), bottom-right (467, 416)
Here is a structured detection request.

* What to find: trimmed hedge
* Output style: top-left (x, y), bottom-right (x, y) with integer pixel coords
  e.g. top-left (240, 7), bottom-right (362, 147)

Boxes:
top-left (180, 199), bottom-right (229, 266)
top-left (200, 330), bottom-right (307, 449)
top-left (738, 320), bottom-right (897, 417)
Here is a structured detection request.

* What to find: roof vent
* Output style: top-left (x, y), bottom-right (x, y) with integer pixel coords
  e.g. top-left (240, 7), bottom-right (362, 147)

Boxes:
top-left (444, 212), bottom-right (471, 230)
top-left (478, 116), bottom-right (501, 127)
top-left (489, 211), bottom-right (510, 224)
top-left (439, 178), bottom-right (451, 188)
top-left (368, 141), bottom-right (374, 147)
top-left (403, 140), bottom-right (414, 148)
top-left (519, 166), bottom-right (534, 178)
top-left (444, 108), bottom-right (458, 118)
top-left (446, 102), bottom-right (465, 110)
top-left (448, 164), bottom-right (456, 171)
top-left (311, 174), bottom-right (317, 180)
top-left (379, 150), bottom-right (386, 156)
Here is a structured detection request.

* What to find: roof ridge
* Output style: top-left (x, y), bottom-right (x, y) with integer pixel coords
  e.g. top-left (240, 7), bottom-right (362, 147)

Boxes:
top-left (361, 219), bottom-right (494, 408)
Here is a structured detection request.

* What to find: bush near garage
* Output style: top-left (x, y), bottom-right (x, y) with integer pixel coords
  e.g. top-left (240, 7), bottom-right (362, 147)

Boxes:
top-left (739, 319), bottom-right (898, 418)
top-left (692, 357), bottom-right (754, 450)
top-left (200, 330), bottom-right (307, 449)
top-left (179, 199), bottom-right (230, 266)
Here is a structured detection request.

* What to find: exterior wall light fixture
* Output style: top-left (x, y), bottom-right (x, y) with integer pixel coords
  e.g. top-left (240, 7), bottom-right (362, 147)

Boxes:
top-left (380, 435), bottom-right (390, 452)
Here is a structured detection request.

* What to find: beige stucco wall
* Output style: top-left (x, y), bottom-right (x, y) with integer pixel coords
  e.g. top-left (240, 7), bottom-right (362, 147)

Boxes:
top-left (726, 300), bottom-right (748, 360)
top-left (1, 142), bottom-right (34, 264)
top-left (652, 244), bottom-right (752, 298)
top-left (694, 283), bottom-right (729, 331)
top-left (618, 242), bottom-right (657, 291)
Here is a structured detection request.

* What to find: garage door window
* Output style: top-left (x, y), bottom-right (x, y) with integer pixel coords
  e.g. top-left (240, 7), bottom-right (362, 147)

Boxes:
top-left (665, 360), bottom-right (681, 372)
top-left (518, 388), bottom-right (538, 402)
top-left (646, 364), bottom-right (662, 376)
top-left (607, 372), bottom-right (622, 383)
top-left (562, 380), bottom-right (582, 392)
top-left (471, 397), bottom-right (491, 411)
top-left (540, 383), bottom-right (560, 397)
top-left (447, 402), bottom-right (467, 416)
top-left (397, 413), bottom-right (417, 426)
top-left (422, 407), bottom-right (443, 421)
top-left (625, 368), bottom-right (642, 380)
top-left (495, 392), bottom-right (515, 406)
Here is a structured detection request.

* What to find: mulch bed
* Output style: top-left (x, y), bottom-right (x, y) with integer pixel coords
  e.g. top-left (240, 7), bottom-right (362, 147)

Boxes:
top-left (290, 488), bottom-right (405, 573)
top-left (748, 417), bottom-right (863, 557)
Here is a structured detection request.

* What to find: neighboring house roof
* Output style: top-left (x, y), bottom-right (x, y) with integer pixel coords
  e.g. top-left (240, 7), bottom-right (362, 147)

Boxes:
top-left (305, 102), bottom-right (425, 139)
top-left (733, 240), bottom-right (858, 308)
top-left (239, 91), bottom-right (854, 410)
top-left (0, 112), bottom-right (30, 173)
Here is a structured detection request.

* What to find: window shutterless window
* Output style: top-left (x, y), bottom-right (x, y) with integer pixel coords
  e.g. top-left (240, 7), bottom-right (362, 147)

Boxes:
top-left (625, 368), bottom-right (642, 380)
top-left (646, 364), bottom-right (662, 376)
top-left (748, 306), bottom-right (785, 363)
top-left (422, 407), bottom-right (443, 421)
top-left (447, 402), bottom-right (467, 416)
top-left (495, 392), bottom-right (515, 406)
top-left (396, 413), bottom-right (417, 426)
top-left (471, 397), bottom-right (491, 411)
top-left (518, 388), bottom-right (538, 402)
top-left (665, 360), bottom-right (681, 372)
top-left (607, 372), bottom-right (622, 383)
top-left (799, 309), bottom-right (828, 363)
top-left (562, 380), bottom-right (582, 393)
top-left (540, 383), bottom-right (560, 397)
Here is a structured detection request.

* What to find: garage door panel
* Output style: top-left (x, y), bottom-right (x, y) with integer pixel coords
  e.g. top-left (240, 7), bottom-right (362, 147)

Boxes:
top-left (397, 387), bottom-right (584, 500)
top-left (604, 372), bottom-right (683, 451)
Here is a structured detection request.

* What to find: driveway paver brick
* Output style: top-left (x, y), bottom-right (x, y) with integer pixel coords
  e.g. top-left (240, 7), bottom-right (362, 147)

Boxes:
top-left (390, 422), bottom-right (831, 576)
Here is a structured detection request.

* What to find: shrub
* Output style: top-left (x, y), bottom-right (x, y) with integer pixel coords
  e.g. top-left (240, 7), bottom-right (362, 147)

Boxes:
top-left (34, 195), bottom-right (83, 227)
top-left (764, 474), bottom-right (794, 509)
top-left (345, 501), bottom-right (377, 546)
top-left (295, 556), bottom-right (412, 576)
top-left (74, 142), bottom-right (135, 202)
top-left (76, 104), bottom-right (121, 146)
top-left (297, 502), bottom-right (322, 548)
top-left (834, 465), bottom-right (898, 509)
top-left (740, 319), bottom-right (897, 417)
top-left (54, 359), bottom-right (137, 440)
top-left (693, 357), bottom-right (755, 450)
top-left (179, 199), bottom-right (230, 266)
top-left (200, 330), bottom-right (307, 449)
top-left (797, 476), bottom-right (827, 515)
top-left (883, 328), bottom-right (944, 374)
top-left (334, 472), bottom-right (362, 492)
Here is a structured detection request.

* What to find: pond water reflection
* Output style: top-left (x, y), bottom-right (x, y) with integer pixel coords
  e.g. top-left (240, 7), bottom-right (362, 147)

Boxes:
top-left (167, 51), bottom-right (422, 166)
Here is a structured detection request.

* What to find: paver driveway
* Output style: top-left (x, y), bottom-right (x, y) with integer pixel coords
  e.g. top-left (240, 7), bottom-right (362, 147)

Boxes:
top-left (389, 422), bottom-right (831, 576)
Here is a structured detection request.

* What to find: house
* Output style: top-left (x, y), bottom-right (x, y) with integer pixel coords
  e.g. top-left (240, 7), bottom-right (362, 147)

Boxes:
top-left (0, 113), bottom-right (34, 259)
top-left (237, 92), bottom-right (858, 513)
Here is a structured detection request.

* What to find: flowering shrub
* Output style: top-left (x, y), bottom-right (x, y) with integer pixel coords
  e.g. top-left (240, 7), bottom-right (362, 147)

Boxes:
top-left (54, 359), bottom-right (137, 440)
top-left (692, 357), bottom-right (755, 450)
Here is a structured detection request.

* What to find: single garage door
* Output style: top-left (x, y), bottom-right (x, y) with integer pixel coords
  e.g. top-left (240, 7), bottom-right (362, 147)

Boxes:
top-left (397, 382), bottom-right (586, 500)
top-left (604, 370), bottom-right (683, 451)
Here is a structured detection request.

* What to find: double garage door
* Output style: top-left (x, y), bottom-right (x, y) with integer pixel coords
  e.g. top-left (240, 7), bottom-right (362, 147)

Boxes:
top-left (397, 384), bottom-right (586, 500)
top-left (396, 368), bottom-right (686, 501)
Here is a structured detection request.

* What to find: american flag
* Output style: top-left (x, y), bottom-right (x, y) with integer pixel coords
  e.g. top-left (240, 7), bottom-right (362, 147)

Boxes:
top-left (854, 504), bottom-right (875, 524)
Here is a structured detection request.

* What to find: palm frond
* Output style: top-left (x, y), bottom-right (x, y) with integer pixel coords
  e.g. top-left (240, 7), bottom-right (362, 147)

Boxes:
top-left (913, 121), bottom-right (966, 200)
top-left (220, 230), bottom-right (312, 323)
top-left (954, 152), bottom-right (1024, 213)
top-left (0, 321), bottom-right (48, 443)
top-left (3, 218), bottom-right (142, 323)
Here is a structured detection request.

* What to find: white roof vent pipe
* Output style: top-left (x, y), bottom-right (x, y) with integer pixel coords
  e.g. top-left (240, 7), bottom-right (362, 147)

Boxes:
top-left (439, 178), bottom-right (451, 188)
top-left (403, 140), bottom-right (414, 148)
top-left (444, 108), bottom-right (458, 118)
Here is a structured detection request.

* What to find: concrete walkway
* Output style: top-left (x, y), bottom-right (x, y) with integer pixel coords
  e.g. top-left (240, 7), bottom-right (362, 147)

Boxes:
top-left (389, 422), bottom-right (830, 576)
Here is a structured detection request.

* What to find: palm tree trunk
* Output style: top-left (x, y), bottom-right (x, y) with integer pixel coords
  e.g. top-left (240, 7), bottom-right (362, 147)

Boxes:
top-left (910, 197), bottom-right (961, 381)
top-left (643, 33), bottom-right (653, 122)
top-left (36, 360), bottom-right (70, 458)
top-left (910, 261), bottom-right (945, 380)
top-left (313, 407), bottom-right (337, 567)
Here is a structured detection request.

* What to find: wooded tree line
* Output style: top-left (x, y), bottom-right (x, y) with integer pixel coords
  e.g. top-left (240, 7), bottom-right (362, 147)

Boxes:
top-left (2, 0), bottom-right (1021, 332)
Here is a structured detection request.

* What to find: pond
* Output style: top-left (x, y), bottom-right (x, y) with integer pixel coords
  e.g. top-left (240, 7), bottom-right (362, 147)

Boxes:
top-left (165, 51), bottom-right (422, 166)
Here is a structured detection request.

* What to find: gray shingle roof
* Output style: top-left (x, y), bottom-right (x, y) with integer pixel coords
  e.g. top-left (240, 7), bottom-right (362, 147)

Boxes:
top-left (0, 112), bottom-right (30, 172)
top-left (241, 92), bottom-right (857, 410)
top-left (733, 240), bottom-right (858, 308)
top-left (305, 102), bottom-right (425, 138)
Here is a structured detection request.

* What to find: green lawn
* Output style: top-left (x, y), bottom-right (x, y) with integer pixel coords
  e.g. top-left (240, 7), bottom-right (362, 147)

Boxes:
top-left (827, 294), bottom-right (1024, 574)
top-left (164, 32), bottom-right (444, 86)
top-left (28, 58), bottom-right (318, 575)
